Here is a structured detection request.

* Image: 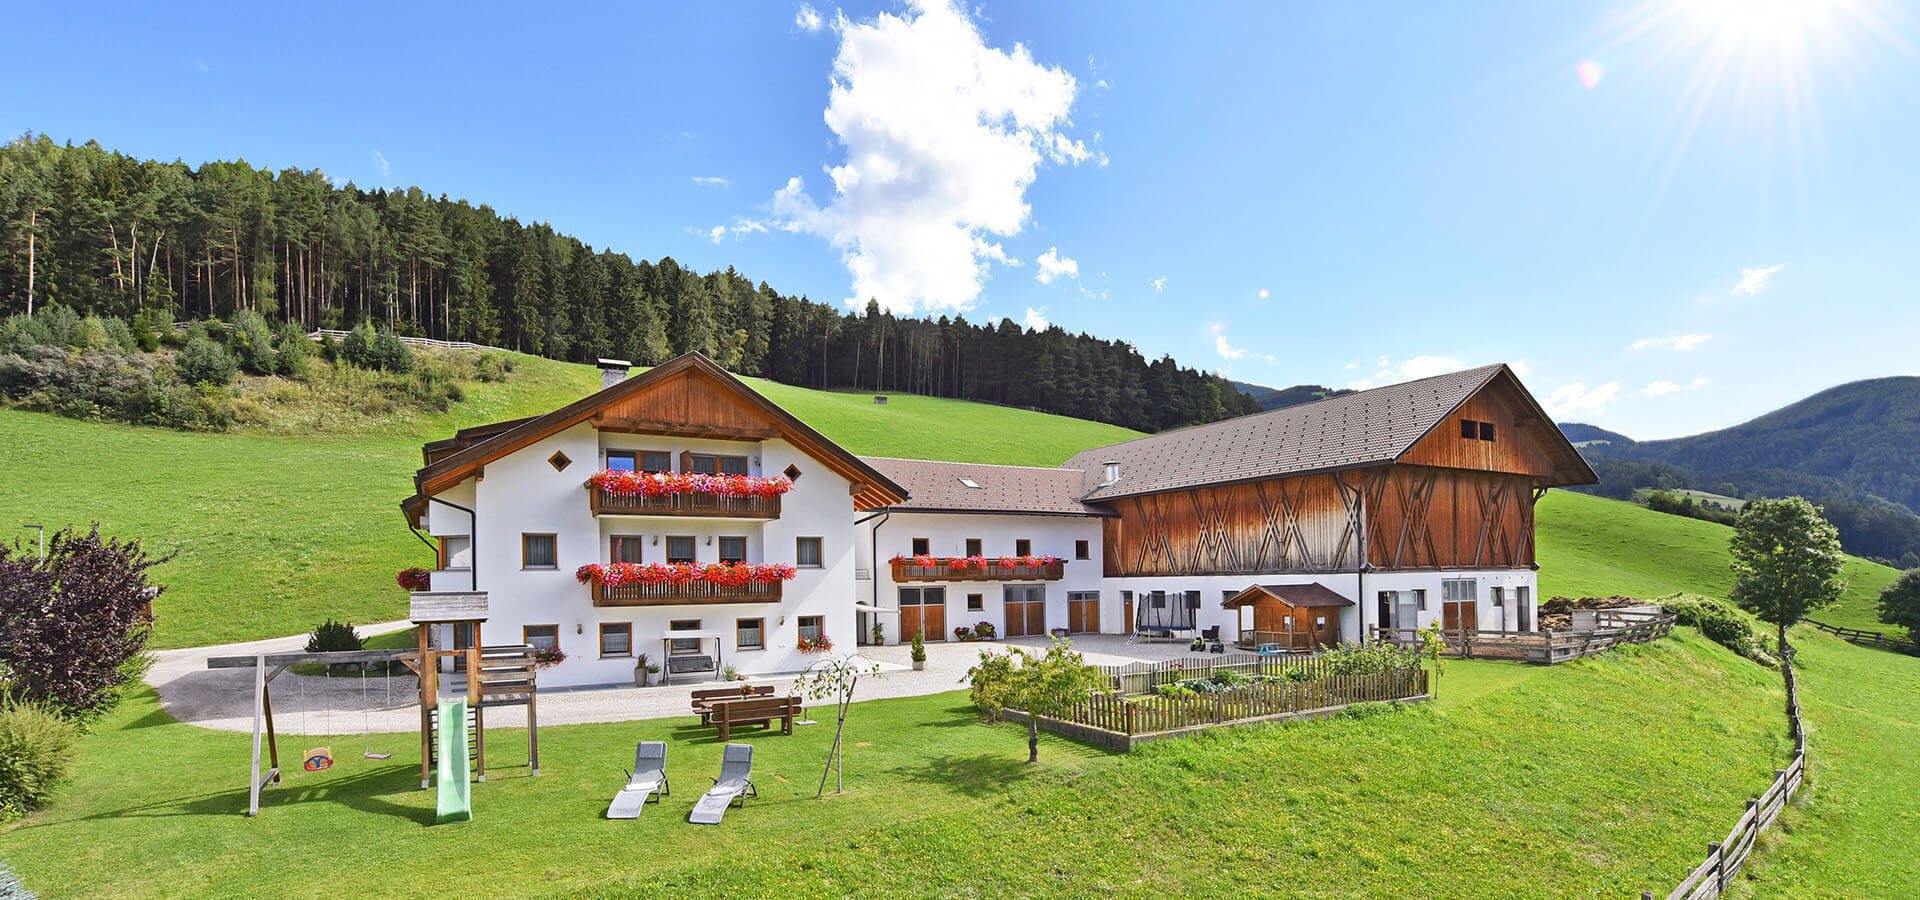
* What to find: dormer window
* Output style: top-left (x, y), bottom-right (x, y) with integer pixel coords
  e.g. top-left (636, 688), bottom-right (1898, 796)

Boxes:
top-left (957, 477), bottom-right (983, 490)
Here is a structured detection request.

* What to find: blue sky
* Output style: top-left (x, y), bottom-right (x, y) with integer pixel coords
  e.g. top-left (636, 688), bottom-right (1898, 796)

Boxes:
top-left (7, 0), bottom-right (1918, 438)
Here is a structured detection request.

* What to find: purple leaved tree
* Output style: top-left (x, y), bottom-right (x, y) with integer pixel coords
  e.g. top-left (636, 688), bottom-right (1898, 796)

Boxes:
top-left (0, 526), bottom-right (163, 720)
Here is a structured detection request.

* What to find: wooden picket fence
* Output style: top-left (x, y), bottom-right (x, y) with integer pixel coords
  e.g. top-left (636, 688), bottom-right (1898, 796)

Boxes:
top-left (1096, 653), bottom-right (1302, 696)
top-left (1807, 619), bottom-right (1917, 655)
top-left (1059, 667), bottom-right (1427, 737)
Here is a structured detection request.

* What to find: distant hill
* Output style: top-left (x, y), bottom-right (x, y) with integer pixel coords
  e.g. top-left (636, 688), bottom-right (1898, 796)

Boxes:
top-left (1569, 376), bottom-right (1920, 564)
top-left (1232, 380), bottom-right (1353, 411)
top-left (1558, 422), bottom-right (1634, 447)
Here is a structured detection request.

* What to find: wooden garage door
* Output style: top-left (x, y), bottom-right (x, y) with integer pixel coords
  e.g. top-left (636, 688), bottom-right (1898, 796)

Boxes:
top-left (1067, 592), bottom-right (1100, 634)
top-left (1004, 585), bottom-right (1046, 638)
top-left (899, 587), bottom-right (947, 643)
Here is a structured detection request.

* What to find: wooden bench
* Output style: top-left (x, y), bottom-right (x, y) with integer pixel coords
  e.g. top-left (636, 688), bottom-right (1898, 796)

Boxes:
top-left (691, 685), bottom-right (775, 724)
top-left (710, 695), bottom-right (801, 741)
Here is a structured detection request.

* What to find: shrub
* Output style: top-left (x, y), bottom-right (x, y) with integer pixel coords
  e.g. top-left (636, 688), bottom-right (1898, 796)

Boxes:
top-left (1663, 595), bottom-right (1777, 667)
top-left (273, 321), bottom-right (312, 378)
top-left (1343, 701), bottom-right (1401, 720)
top-left (339, 322), bottom-right (377, 367)
top-left (371, 329), bottom-right (414, 373)
top-left (0, 701), bottom-right (81, 824)
top-left (1311, 640), bottom-right (1423, 676)
top-left (0, 313), bottom-right (53, 353)
top-left (0, 346), bottom-right (159, 421)
top-left (129, 311), bottom-right (160, 352)
top-left (910, 629), bottom-right (927, 663)
top-left (75, 316), bottom-right (111, 351)
top-left (0, 526), bottom-right (160, 720)
top-left (175, 335), bottom-right (236, 386)
top-left (475, 353), bottom-right (511, 382)
top-left (101, 316), bottom-right (136, 353)
top-left (1878, 570), bottom-right (1920, 642)
top-left (0, 859), bottom-right (34, 899)
top-left (304, 619), bottom-right (364, 654)
top-left (965, 650), bottom-right (1017, 720)
top-left (229, 310), bottom-right (277, 375)
top-left (37, 306), bottom-right (81, 348)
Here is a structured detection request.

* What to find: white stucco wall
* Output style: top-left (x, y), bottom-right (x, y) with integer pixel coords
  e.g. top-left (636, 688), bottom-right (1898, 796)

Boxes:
top-left (423, 427), bottom-right (860, 687)
top-left (855, 512), bottom-right (1109, 643)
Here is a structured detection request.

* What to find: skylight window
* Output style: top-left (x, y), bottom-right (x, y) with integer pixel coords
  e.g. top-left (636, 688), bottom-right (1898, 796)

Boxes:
top-left (957, 477), bottom-right (984, 490)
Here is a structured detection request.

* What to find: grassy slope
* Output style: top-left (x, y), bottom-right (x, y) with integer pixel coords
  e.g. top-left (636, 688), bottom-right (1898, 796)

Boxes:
top-left (0, 354), bottom-right (1139, 648)
top-left (1, 636), bottom-right (1785, 898)
top-left (1538, 490), bottom-right (1903, 639)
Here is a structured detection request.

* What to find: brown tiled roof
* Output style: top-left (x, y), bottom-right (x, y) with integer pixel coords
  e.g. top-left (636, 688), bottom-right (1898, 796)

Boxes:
top-left (1065, 363), bottom-right (1529, 501)
top-left (859, 457), bottom-right (1109, 517)
top-left (1224, 583), bottom-right (1355, 609)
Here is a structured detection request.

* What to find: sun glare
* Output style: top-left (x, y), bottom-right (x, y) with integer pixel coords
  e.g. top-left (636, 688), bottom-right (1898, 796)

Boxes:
top-left (1681, 0), bottom-right (1839, 46)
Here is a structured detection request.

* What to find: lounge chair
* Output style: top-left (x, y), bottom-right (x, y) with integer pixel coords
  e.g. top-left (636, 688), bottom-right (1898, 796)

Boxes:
top-left (687, 743), bottom-right (756, 825)
top-left (606, 741), bottom-right (669, 819)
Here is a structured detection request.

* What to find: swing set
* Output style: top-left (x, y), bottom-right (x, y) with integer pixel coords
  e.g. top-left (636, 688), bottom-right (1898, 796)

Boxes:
top-left (205, 591), bottom-right (542, 817)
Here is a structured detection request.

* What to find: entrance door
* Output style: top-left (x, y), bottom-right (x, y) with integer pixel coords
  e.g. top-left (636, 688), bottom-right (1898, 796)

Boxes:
top-left (1123, 594), bottom-right (1135, 634)
top-left (1067, 592), bottom-right (1100, 634)
top-left (1442, 601), bottom-right (1478, 638)
top-left (899, 587), bottom-right (947, 643)
top-left (1311, 609), bottom-right (1339, 648)
top-left (1004, 585), bottom-right (1046, 637)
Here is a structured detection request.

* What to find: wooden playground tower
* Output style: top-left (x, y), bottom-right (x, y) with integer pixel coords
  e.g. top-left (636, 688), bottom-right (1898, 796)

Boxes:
top-left (205, 591), bottom-right (540, 816)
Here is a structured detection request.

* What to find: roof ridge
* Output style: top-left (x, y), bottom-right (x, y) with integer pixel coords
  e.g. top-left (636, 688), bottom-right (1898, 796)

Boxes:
top-left (858, 455), bottom-right (1086, 473)
top-left (1068, 362), bottom-right (1510, 459)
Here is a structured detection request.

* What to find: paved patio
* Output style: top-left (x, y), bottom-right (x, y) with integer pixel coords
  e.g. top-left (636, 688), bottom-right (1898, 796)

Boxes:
top-left (147, 627), bottom-right (1231, 734)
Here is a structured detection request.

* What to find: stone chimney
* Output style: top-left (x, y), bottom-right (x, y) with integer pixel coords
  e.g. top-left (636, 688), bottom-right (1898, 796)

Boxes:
top-left (597, 358), bottom-right (632, 390)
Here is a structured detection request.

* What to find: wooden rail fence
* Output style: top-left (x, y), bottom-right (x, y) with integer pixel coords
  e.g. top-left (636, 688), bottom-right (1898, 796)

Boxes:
top-left (1807, 619), bottom-right (1917, 655)
top-left (1375, 611), bottom-right (1675, 665)
top-left (1057, 667), bottom-right (1427, 737)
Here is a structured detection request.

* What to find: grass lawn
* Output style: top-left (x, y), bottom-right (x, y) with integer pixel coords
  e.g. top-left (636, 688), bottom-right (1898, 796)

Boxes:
top-left (1538, 490), bottom-right (1904, 640)
top-left (0, 353), bottom-right (1139, 648)
top-left (0, 632), bottom-right (1789, 898)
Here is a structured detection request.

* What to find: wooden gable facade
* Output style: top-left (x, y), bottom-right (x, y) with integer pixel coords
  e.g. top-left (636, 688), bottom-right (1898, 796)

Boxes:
top-left (1099, 371), bottom-right (1591, 577)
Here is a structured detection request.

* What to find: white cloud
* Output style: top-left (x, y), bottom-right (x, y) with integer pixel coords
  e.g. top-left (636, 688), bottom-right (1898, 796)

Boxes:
top-left (1214, 334), bottom-right (1246, 360)
top-left (794, 3), bottom-right (823, 32)
top-left (1150, 275), bottom-right (1166, 293)
top-left (1631, 333), bottom-right (1713, 351)
top-left (1034, 247), bottom-right (1079, 284)
top-left (371, 149), bottom-right (390, 178)
top-left (974, 239), bottom-right (1019, 267)
top-left (761, 0), bottom-right (1092, 313)
top-left (691, 176), bottom-right (731, 187)
top-left (1645, 376), bottom-right (1712, 397)
top-left (706, 226), bottom-right (727, 244)
top-left (1509, 358), bottom-right (1533, 377)
top-left (1346, 355), bottom-right (1469, 390)
top-left (1731, 263), bottom-right (1785, 296)
top-left (1543, 381), bottom-right (1622, 418)
top-left (1022, 307), bottom-right (1050, 331)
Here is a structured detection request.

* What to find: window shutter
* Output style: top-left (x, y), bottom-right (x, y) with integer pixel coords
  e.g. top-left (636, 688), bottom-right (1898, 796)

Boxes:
top-left (679, 450), bottom-right (693, 474)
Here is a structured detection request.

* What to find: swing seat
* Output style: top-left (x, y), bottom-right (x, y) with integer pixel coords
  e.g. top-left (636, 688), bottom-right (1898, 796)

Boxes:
top-left (364, 751), bottom-right (393, 760)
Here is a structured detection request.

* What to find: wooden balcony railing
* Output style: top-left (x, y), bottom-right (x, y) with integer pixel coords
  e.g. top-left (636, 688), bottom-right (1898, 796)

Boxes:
top-left (588, 487), bottom-right (781, 519)
top-left (593, 580), bottom-right (783, 607)
top-left (890, 559), bottom-right (1065, 583)
top-left (1234, 630), bottom-right (1322, 651)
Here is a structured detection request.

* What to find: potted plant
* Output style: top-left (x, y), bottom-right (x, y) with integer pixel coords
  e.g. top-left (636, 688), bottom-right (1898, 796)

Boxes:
top-left (645, 662), bottom-right (662, 685)
top-left (635, 653), bottom-right (654, 687)
top-left (954, 625), bottom-right (973, 642)
top-left (532, 646), bottom-right (566, 669)
top-left (722, 664), bottom-right (743, 682)
top-left (910, 629), bottom-right (927, 671)
top-left (871, 621), bottom-right (884, 645)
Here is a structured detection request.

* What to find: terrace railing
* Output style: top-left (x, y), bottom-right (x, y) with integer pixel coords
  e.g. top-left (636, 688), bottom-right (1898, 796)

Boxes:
top-left (593, 580), bottom-right (782, 607)
top-left (890, 559), bottom-right (1064, 583)
top-left (589, 486), bottom-right (781, 519)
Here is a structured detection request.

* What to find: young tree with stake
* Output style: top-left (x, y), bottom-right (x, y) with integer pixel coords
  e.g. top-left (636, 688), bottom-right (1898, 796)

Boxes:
top-left (1728, 497), bottom-right (1847, 741)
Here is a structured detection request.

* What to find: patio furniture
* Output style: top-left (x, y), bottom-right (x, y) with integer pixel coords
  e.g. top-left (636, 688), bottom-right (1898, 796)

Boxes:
top-left (692, 685), bottom-right (774, 725)
top-left (688, 743), bottom-right (756, 825)
top-left (607, 741), bottom-right (669, 819)
top-left (710, 695), bottom-right (802, 741)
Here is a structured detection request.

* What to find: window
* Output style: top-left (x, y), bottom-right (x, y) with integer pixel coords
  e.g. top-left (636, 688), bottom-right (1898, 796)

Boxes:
top-left (718, 536), bottom-right (747, 564)
top-left (1074, 539), bottom-right (1090, 560)
top-left (797, 615), bottom-right (824, 641)
top-left (440, 535), bottom-right (473, 570)
top-left (911, 537), bottom-right (931, 556)
top-left (522, 533), bottom-right (557, 570)
top-left (1491, 586), bottom-right (1506, 607)
top-left (524, 624), bottom-right (559, 652)
top-left (1480, 421), bottom-right (1496, 441)
top-left (599, 623), bottom-right (631, 657)
top-left (1460, 419), bottom-right (1495, 442)
top-left (1015, 538), bottom-right (1032, 556)
top-left (1414, 588), bottom-right (1428, 611)
top-left (1185, 591), bottom-right (1201, 611)
top-left (548, 450), bottom-right (572, 472)
top-left (957, 476), bottom-right (983, 489)
top-left (1149, 590), bottom-right (1167, 609)
top-left (610, 535), bottom-right (644, 564)
top-left (605, 450), bottom-right (637, 471)
top-left (783, 464), bottom-right (802, 481)
top-left (1442, 578), bottom-right (1478, 604)
top-left (736, 618), bottom-right (765, 651)
top-left (795, 537), bottom-right (823, 568)
top-left (1517, 587), bottom-right (1532, 631)
top-left (641, 451), bottom-right (672, 473)
top-left (688, 453), bottom-right (750, 475)
top-left (966, 593), bottom-right (984, 612)
top-left (965, 538), bottom-right (982, 557)
top-left (669, 619), bottom-right (702, 656)
top-left (666, 536), bottom-right (696, 564)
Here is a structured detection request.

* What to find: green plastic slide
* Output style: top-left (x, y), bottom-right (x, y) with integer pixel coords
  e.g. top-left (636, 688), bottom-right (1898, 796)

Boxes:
top-left (434, 699), bottom-right (472, 824)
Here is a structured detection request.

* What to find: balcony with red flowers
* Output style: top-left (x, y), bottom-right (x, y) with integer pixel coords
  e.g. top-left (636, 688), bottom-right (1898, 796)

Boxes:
top-left (586, 470), bottom-right (787, 520)
top-left (889, 555), bottom-right (1066, 583)
top-left (577, 562), bottom-right (793, 607)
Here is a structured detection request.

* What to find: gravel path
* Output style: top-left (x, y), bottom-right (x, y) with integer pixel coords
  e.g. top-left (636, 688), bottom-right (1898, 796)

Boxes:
top-left (147, 627), bottom-right (1212, 735)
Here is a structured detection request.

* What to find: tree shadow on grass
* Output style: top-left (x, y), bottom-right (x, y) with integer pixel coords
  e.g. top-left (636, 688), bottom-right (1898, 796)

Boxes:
top-left (911, 703), bottom-right (987, 728)
top-left (893, 752), bottom-right (1051, 798)
top-left (34, 763), bottom-right (435, 828)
